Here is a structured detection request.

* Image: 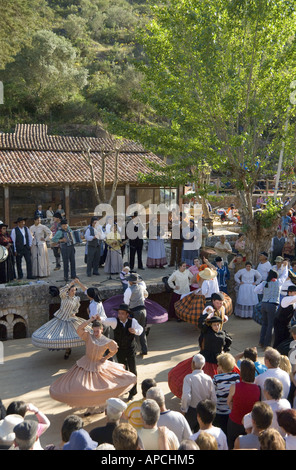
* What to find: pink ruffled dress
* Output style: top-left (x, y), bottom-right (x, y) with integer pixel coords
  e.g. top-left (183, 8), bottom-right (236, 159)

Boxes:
top-left (49, 324), bottom-right (136, 408)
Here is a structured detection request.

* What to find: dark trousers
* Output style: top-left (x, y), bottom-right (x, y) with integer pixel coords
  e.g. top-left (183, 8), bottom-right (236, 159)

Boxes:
top-left (16, 245), bottom-right (32, 279)
top-left (185, 406), bottom-right (199, 433)
top-left (260, 302), bottom-right (278, 347)
top-left (116, 347), bottom-right (137, 396)
top-left (60, 244), bottom-right (76, 281)
top-left (170, 239), bottom-right (183, 266)
top-left (52, 247), bottom-right (61, 267)
top-left (86, 245), bottom-right (100, 276)
top-left (131, 307), bottom-right (148, 354)
top-left (227, 417), bottom-right (245, 450)
top-left (129, 239), bottom-right (143, 269)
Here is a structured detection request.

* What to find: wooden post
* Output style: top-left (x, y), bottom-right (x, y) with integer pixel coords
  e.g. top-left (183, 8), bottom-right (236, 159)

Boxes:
top-left (4, 185), bottom-right (10, 226)
top-left (125, 183), bottom-right (130, 213)
top-left (65, 184), bottom-right (70, 223)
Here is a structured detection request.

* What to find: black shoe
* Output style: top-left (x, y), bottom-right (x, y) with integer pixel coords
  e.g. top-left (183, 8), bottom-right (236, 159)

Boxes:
top-left (128, 392), bottom-right (137, 401)
top-left (64, 349), bottom-right (71, 360)
top-left (93, 272), bottom-right (100, 275)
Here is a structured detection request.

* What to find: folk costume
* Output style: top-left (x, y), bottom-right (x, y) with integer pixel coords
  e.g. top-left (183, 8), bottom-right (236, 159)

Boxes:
top-left (10, 218), bottom-right (33, 279)
top-left (31, 283), bottom-right (91, 352)
top-left (49, 320), bottom-right (136, 408)
top-left (30, 221), bottom-right (52, 277)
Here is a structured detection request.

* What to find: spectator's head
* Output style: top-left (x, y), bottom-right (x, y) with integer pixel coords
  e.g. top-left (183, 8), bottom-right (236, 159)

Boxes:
top-left (258, 428), bottom-right (286, 450)
top-left (195, 432), bottom-right (218, 450)
top-left (240, 358), bottom-right (256, 383)
top-left (13, 420), bottom-right (38, 450)
top-left (264, 347), bottom-right (281, 369)
top-left (276, 409), bottom-right (296, 436)
top-left (141, 378), bottom-right (157, 398)
top-left (6, 401), bottom-right (27, 418)
top-left (178, 439), bottom-right (200, 450)
top-left (251, 402), bottom-right (273, 432)
top-left (146, 387), bottom-right (165, 409)
top-left (263, 377), bottom-right (283, 401)
top-left (63, 429), bottom-right (98, 450)
top-left (112, 423), bottom-right (141, 450)
top-left (140, 399), bottom-right (160, 427)
top-left (242, 347), bottom-right (258, 363)
top-left (216, 352), bottom-right (236, 373)
top-left (192, 353), bottom-right (206, 371)
top-left (61, 415), bottom-right (84, 443)
top-left (279, 355), bottom-right (292, 374)
top-left (106, 398), bottom-right (127, 423)
top-left (196, 400), bottom-right (216, 426)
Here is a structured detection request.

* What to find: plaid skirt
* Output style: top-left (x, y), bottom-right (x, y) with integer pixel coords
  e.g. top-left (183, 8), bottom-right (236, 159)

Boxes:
top-left (174, 292), bottom-right (233, 325)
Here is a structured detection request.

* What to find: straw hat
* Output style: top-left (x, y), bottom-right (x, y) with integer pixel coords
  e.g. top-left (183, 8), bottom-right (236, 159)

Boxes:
top-left (0, 414), bottom-right (24, 443)
top-left (199, 267), bottom-right (217, 280)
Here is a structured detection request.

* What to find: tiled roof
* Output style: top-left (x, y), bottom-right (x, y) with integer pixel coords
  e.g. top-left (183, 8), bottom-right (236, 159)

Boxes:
top-left (0, 124), bottom-right (165, 184)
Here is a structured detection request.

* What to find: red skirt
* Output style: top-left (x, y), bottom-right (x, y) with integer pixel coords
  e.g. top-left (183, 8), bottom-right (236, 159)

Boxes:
top-left (168, 356), bottom-right (240, 399)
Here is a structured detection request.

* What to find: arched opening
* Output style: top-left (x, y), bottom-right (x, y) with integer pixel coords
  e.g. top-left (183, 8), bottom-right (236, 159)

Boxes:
top-left (0, 324), bottom-right (7, 341)
top-left (13, 322), bottom-right (27, 339)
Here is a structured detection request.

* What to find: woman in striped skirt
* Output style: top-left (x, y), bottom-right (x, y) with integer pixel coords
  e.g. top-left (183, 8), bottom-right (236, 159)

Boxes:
top-left (31, 279), bottom-right (91, 359)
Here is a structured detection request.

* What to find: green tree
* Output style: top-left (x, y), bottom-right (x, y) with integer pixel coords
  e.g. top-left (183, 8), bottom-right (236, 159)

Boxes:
top-left (105, 0), bottom-right (296, 261)
top-left (0, 0), bottom-right (51, 69)
top-left (0, 30), bottom-right (88, 117)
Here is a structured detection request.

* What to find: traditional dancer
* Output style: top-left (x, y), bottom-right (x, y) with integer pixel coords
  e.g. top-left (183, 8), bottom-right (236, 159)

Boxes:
top-left (31, 279), bottom-right (91, 359)
top-left (49, 317), bottom-right (136, 412)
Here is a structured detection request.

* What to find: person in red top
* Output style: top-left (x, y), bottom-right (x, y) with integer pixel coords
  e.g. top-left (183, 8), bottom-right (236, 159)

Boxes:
top-left (226, 358), bottom-right (261, 449)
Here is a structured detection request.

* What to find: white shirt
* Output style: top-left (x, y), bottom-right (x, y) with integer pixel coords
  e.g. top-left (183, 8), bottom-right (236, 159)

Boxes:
top-left (190, 426), bottom-right (228, 450)
top-left (201, 277), bottom-right (220, 298)
top-left (181, 369), bottom-right (217, 413)
top-left (168, 269), bottom-right (193, 295)
top-left (264, 398), bottom-right (291, 436)
top-left (281, 294), bottom-right (296, 309)
top-left (158, 410), bottom-right (192, 443)
top-left (85, 293), bottom-right (107, 320)
top-left (123, 281), bottom-right (148, 305)
top-left (102, 317), bottom-right (143, 336)
top-left (255, 368), bottom-right (291, 400)
top-left (256, 261), bottom-right (272, 281)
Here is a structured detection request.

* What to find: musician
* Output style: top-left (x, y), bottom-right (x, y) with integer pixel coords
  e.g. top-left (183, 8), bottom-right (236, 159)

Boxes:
top-left (51, 219), bottom-right (76, 282)
top-left (127, 212), bottom-right (145, 270)
top-left (84, 217), bottom-right (102, 277)
top-left (11, 217), bottom-right (34, 279)
top-left (104, 224), bottom-right (124, 275)
top-left (0, 223), bottom-right (16, 283)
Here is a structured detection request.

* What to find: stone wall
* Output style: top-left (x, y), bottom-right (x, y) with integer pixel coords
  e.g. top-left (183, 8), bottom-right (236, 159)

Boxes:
top-left (0, 280), bottom-right (168, 340)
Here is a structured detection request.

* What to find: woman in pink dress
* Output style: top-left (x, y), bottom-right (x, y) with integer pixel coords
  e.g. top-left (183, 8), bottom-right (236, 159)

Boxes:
top-left (49, 317), bottom-right (136, 411)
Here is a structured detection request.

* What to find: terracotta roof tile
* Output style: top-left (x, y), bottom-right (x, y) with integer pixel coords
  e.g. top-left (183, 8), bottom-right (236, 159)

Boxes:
top-left (0, 125), bottom-right (165, 185)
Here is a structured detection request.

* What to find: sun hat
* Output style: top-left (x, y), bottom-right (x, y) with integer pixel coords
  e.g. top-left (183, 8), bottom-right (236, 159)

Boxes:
top-left (63, 429), bottom-right (98, 450)
top-left (274, 256), bottom-right (284, 263)
top-left (199, 268), bottom-right (217, 280)
top-left (0, 415), bottom-right (24, 442)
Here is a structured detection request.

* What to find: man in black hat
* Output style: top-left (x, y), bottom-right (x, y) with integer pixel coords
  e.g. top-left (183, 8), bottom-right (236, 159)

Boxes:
top-left (10, 217), bottom-right (33, 279)
top-left (51, 219), bottom-right (76, 282)
top-left (98, 304), bottom-right (143, 400)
